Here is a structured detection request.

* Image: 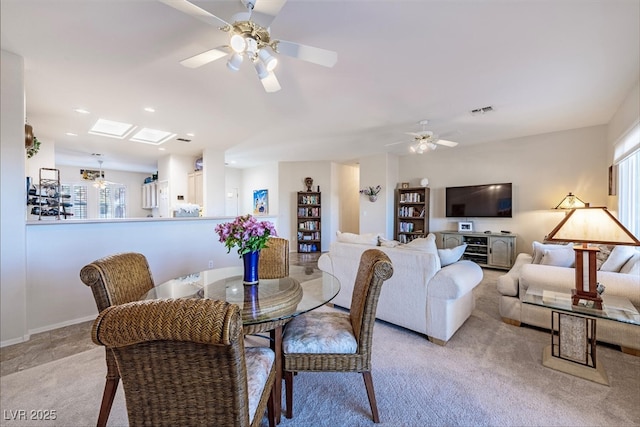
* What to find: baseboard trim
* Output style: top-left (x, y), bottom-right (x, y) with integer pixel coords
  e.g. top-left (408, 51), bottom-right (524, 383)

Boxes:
top-left (502, 317), bottom-right (521, 327)
top-left (427, 336), bottom-right (447, 346)
top-left (27, 315), bottom-right (96, 337)
top-left (620, 346), bottom-right (640, 357)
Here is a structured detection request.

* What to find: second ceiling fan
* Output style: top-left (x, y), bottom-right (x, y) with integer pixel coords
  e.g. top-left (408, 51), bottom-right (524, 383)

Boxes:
top-left (160, 0), bottom-right (338, 92)
top-left (387, 120), bottom-right (459, 154)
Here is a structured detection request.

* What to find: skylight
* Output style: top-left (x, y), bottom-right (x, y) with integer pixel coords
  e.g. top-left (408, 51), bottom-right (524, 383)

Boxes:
top-left (130, 128), bottom-right (176, 145)
top-left (89, 119), bottom-right (135, 139)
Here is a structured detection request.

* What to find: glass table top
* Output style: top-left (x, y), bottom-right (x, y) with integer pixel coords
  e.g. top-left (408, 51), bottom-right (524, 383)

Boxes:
top-left (522, 285), bottom-right (640, 326)
top-left (143, 265), bottom-right (340, 326)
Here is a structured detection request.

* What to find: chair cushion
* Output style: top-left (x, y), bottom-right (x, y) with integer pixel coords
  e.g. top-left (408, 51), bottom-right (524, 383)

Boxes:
top-left (245, 347), bottom-right (275, 424)
top-left (282, 312), bottom-right (357, 354)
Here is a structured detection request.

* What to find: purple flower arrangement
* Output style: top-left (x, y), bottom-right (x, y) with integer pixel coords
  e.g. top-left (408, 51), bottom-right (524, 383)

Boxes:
top-left (215, 214), bottom-right (277, 256)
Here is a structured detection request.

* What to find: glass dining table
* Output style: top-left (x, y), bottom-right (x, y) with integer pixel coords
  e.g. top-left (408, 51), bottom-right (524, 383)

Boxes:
top-left (142, 264), bottom-right (341, 423)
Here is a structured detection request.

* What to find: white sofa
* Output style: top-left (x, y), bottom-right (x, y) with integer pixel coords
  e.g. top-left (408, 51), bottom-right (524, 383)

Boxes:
top-left (318, 238), bottom-right (483, 345)
top-left (497, 245), bottom-right (640, 354)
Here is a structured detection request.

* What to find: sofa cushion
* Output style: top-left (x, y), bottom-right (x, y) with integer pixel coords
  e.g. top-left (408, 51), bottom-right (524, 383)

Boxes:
top-left (438, 244), bottom-right (467, 267)
top-left (336, 231), bottom-right (379, 246)
top-left (540, 248), bottom-right (575, 268)
top-left (401, 233), bottom-right (438, 253)
top-left (532, 241), bottom-right (572, 264)
top-left (619, 251), bottom-right (640, 275)
top-left (593, 244), bottom-right (615, 269)
top-left (600, 245), bottom-right (637, 272)
top-left (379, 236), bottom-right (401, 248)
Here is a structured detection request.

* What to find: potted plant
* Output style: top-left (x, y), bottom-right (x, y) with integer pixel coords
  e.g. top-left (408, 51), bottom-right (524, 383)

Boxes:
top-left (360, 185), bottom-right (382, 202)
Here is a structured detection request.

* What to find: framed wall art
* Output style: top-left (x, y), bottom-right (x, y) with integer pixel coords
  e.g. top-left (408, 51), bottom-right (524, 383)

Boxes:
top-left (458, 221), bottom-right (473, 232)
top-left (608, 164), bottom-right (618, 196)
top-left (253, 189), bottom-right (268, 215)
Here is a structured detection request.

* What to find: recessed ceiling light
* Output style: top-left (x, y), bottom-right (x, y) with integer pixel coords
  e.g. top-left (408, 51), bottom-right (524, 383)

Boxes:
top-left (158, 147), bottom-right (166, 151)
top-left (74, 108), bottom-right (90, 114)
top-left (89, 118), bottom-right (136, 139)
top-left (144, 107), bottom-right (156, 113)
top-left (66, 132), bottom-right (78, 136)
top-left (187, 133), bottom-right (195, 137)
top-left (130, 128), bottom-right (176, 145)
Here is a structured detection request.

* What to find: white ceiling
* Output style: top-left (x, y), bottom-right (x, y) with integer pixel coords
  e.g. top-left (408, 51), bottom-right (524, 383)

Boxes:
top-left (2, 0), bottom-right (638, 173)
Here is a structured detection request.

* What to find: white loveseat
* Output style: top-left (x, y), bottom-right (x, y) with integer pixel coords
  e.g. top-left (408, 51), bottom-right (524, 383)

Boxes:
top-left (497, 244), bottom-right (640, 354)
top-left (318, 235), bottom-right (483, 345)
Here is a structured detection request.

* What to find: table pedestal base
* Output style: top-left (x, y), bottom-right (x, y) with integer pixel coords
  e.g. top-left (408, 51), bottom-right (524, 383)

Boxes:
top-left (542, 345), bottom-right (609, 386)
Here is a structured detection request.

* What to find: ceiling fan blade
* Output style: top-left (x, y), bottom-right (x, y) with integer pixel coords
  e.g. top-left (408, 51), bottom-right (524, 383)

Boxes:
top-left (251, 0), bottom-right (288, 28)
top-left (159, 0), bottom-right (230, 28)
top-left (436, 139), bottom-right (459, 147)
top-left (180, 47), bottom-right (229, 68)
top-left (384, 141), bottom-right (408, 147)
top-left (275, 40), bottom-right (337, 68)
top-left (261, 72), bottom-right (281, 93)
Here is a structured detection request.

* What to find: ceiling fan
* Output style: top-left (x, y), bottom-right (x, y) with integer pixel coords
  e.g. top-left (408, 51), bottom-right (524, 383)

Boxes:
top-left (92, 160), bottom-right (120, 189)
top-left (159, 0), bottom-right (338, 92)
top-left (386, 120), bottom-right (459, 154)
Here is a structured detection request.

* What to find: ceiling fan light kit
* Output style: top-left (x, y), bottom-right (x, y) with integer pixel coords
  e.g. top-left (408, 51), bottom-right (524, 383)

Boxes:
top-left (389, 119), bottom-right (460, 154)
top-left (161, 0), bottom-right (337, 92)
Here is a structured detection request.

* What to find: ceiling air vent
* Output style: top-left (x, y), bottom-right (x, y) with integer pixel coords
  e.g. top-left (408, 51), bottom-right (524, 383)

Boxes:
top-left (176, 137), bottom-right (192, 143)
top-left (470, 106), bottom-right (494, 115)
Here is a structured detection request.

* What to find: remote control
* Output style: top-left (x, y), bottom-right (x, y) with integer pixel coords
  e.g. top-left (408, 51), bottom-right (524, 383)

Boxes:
top-left (501, 230), bottom-right (511, 234)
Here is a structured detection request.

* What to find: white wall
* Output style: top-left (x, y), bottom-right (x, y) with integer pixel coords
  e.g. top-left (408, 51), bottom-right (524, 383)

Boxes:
top-left (398, 125), bottom-right (609, 255)
top-left (1, 50), bottom-right (28, 345)
top-left (16, 216), bottom-right (279, 344)
top-left (335, 162), bottom-right (360, 234)
top-left (358, 154), bottom-right (396, 237)
top-left (225, 167), bottom-right (242, 216)
top-left (278, 161), bottom-right (333, 251)
top-left (242, 162), bottom-right (279, 216)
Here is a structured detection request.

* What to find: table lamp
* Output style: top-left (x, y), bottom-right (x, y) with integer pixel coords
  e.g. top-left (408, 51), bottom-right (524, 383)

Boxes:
top-left (545, 206), bottom-right (640, 309)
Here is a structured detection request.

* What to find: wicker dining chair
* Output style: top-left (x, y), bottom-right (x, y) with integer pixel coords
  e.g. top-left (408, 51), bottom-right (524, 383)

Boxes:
top-left (282, 248), bottom-right (394, 423)
top-left (92, 298), bottom-right (276, 427)
top-left (79, 252), bottom-right (155, 427)
top-left (259, 237), bottom-right (289, 279)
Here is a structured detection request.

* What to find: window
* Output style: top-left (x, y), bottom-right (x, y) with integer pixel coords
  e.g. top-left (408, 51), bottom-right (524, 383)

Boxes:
top-left (98, 185), bottom-right (127, 219)
top-left (617, 149), bottom-right (639, 237)
top-left (61, 184), bottom-right (87, 219)
top-left (614, 122), bottom-right (640, 237)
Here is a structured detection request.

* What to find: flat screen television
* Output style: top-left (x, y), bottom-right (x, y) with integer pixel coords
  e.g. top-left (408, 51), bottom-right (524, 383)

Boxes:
top-left (445, 183), bottom-right (512, 218)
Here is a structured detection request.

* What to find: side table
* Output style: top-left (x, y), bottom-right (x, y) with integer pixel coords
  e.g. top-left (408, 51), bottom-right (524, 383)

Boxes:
top-left (523, 286), bottom-right (640, 386)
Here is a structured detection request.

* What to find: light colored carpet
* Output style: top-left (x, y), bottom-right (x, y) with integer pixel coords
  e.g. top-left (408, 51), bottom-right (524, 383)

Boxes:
top-left (2, 269), bottom-right (639, 427)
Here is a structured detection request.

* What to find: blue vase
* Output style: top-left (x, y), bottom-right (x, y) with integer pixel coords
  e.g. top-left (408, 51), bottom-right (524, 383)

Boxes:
top-left (243, 250), bottom-right (260, 285)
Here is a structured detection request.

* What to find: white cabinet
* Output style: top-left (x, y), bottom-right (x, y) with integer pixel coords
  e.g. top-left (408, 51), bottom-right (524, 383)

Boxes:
top-left (187, 171), bottom-right (203, 206)
top-left (141, 181), bottom-right (158, 209)
top-left (440, 231), bottom-right (516, 270)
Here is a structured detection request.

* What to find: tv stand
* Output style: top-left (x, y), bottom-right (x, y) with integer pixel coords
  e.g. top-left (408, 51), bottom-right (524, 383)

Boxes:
top-left (440, 231), bottom-right (516, 269)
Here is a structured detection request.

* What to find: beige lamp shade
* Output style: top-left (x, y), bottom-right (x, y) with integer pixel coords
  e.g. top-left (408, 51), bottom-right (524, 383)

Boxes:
top-left (546, 207), bottom-right (640, 245)
top-left (554, 192), bottom-right (586, 209)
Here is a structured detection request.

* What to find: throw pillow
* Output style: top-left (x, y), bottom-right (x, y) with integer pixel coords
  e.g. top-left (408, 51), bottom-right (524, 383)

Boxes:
top-left (532, 241), bottom-right (573, 264)
top-left (540, 248), bottom-right (575, 268)
top-left (402, 233), bottom-right (438, 254)
top-left (438, 244), bottom-right (467, 267)
top-left (379, 236), bottom-right (400, 248)
top-left (619, 252), bottom-right (640, 275)
top-left (593, 244), bottom-right (614, 270)
top-left (336, 231), bottom-right (379, 246)
top-left (600, 246), bottom-right (638, 272)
